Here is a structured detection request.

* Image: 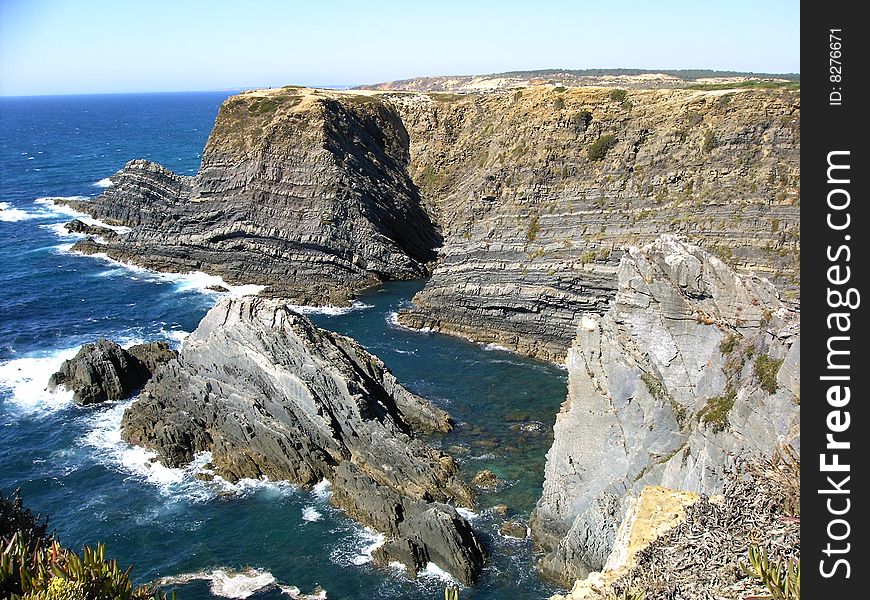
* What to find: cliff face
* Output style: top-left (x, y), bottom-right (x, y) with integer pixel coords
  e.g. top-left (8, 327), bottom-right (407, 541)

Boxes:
top-left (68, 84), bottom-right (799, 360)
top-left (67, 88), bottom-right (440, 304)
top-left (121, 297), bottom-right (486, 583)
top-left (529, 236), bottom-right (799, 586)
top-left (392, 87), bottom-right (799, 360)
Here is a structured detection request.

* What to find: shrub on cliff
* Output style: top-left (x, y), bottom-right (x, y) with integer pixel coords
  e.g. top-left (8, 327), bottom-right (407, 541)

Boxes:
top-left (609, 89), bottom-right (627, 102)
top-left (588, 134), bottom-right (617, 161)
top-left (1, 490), bottom-right (170, 600)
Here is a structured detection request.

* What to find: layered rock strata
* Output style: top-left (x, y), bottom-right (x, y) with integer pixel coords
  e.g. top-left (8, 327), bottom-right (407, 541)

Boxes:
top-left (48, 339), bottom-right (176, 405)
top-left (65, 88), bottom-right (441, 304)
top-left (67, 83), bottom-right (799, 361)
top-left (392, 86), bottom-right (799, 361)
top-left (530, 236), bottom-right (799, 586)
top-left (120, 297), bottom-right (486, 583)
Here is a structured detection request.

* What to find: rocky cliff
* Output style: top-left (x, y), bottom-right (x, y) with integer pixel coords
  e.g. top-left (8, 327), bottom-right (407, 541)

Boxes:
top-left (529, 236), bottom-right (799, 586)
top-left (66, 82), bottom-right (799, 361)
top-left (392, 86), bottom-right (799, 360)
top-left (120, 297), bottom-right (486, 583)
top-left (65, 88), bottom-right (440, 304)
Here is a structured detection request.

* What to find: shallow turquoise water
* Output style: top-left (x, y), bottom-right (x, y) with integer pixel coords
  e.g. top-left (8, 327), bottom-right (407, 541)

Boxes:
top-left (0, 93), bottom-right (567, 599)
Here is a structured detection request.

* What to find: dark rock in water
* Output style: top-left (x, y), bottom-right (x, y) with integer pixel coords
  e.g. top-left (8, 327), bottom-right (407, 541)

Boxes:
top-left (64, 219), bottom-right (117, 239)
top-left (206, 285), bottom-right (230, 293)
top-left (499, 520), bottom-right (528, 539)
top-left (47, 339), bottom-right (176, 405)
top-left (121, 297), bottom-right (485, 583)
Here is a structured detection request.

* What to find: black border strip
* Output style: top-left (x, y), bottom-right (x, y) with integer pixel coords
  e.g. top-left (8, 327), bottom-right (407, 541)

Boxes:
top-left (803, 2), bottom-right (866, 595)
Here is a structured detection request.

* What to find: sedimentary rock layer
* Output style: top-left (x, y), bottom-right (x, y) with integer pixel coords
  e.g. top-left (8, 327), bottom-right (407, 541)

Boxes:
top-left (67, 83), bottom-right (799, 360)
top-left (530, 236), bottom-right (799, 586)
top-left (65, 89), bottom-right (441, 304)
top-left (391, 87), bottom-right (799, 361)
top-left (120, 297), bottom-right (486, 583)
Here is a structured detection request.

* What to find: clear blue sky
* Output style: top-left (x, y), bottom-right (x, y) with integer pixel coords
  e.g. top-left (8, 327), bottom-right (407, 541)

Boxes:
top-left (0, 0), bottom-right (799, 96)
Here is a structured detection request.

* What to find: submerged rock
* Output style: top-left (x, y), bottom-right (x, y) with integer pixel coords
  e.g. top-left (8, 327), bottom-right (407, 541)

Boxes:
top-left (47, 339), bottom-right (176, 405)
top-left (530, 235), bottom-right (800, 586)
top-left (121, 297), bottom-right (486, 583)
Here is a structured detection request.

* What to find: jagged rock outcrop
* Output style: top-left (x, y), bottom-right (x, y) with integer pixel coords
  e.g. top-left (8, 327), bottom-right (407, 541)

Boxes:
top-left (47, 339), bottom-right (176, 405)
top-left (64, 88), bottom-right (441, 304)
top-left (65, 82), bottom-right (798, 360)
top-left (530, 236), bottom-right (799, 586)
top-left (120, 297), bottom-right (486, 583)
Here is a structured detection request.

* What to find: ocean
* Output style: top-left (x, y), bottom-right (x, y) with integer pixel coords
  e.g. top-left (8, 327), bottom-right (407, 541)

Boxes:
top-left (0, 92), bottom-right (567, 599)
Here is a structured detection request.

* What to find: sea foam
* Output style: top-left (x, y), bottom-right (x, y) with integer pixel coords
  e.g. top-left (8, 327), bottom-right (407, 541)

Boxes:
top-left (94, 177), bottom-right (114, 188)
top-left (155, 568), bottom-right (327, 599)
top-left (0, 347), bottom-right (79, 414)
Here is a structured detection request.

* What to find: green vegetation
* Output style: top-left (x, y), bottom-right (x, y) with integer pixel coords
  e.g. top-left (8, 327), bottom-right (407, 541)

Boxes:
top-left (719, 333), bottom-right (740, 354)
top-left (688, 80), bottom-right (800, 91)
top-left (553, 96), bottom-right (566, 110)
top-left (641, 372), bottom-right (686, 427)
top-left (754, 355), bottom-right (784, 394)
top-left (445, 586), bottom-right (460, 600)
top-left (702, 128), bottom-right (717, 152)
top-left (1, 490), bottom-right (170, 600)
top-left (743, 545), bottom-right (800, 600)
top-left (609, 89), bottom-right (628, 102)
top-left (526, 215), bottom-right (540, 241)
top-left (588, 134), bottom-right (617, 161)
top-left (698, 390), bottom-right (737, 433)
top-left (553, 85), bottom-right (567, 92)
top-left (571, 110), bottom-right (593, 129)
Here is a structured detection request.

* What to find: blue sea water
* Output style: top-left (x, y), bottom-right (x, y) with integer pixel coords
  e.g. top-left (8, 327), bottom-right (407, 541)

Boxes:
top-left (0, 93), bottom-right (567, 599)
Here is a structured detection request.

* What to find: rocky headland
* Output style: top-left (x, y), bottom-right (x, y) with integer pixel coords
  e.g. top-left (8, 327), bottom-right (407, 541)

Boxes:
top-left (529, 236), bottom-right (799, 587)
top-left (65, 81), bottom-right (798, 361)
top-left (120, 297), bottom-right (487, 584)
top-left (56, 74), bottom-right (801, 593)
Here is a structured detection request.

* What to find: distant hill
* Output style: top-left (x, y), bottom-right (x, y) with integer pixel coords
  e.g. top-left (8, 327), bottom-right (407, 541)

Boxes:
top-left (358, 68), bottom-right (800, 93)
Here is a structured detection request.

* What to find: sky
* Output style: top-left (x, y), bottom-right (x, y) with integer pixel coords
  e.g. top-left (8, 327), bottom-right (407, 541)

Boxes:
top-left (0, 0), bottom-right (800, 96)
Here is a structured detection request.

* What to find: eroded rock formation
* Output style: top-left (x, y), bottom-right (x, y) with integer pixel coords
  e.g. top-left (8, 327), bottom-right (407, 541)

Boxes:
top-left (120, 297), bottom-right (486, 583)
top-left (530, 236), bottom-right (799, 586)
top-left (48, 339), bottom-right (176, 405)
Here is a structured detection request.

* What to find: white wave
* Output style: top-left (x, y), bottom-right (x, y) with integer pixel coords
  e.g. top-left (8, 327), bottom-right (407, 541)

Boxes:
top-left (33, 196), bottom-right (91, 218)
top-left (0, 202), bottom-right (43, 222)
top-left (0, 347), bottom-right (79, 414)
top-left (287, 301), bottom-right (373, 316)
top-left (157, 327), bottom-right (190, 348)
top-left (455, 507), bottom-right (479, 521)
top-left (59, 246), bottom-right (265, 298)
top-left (387, 561), bottom-right (407, 573)
top-left (159, 271), bottom-right (265, 297)
top-left (312, 479), bottom-right (332, 500)
top-left (385, 311), bottom-right (431, 332)
top-left (156, 568), bottom-right (277, 599)
top-left (94, 177), bottom-right (114, 188)
top-left (419, 562), bottom-right (457, 584)
top-left (351, 529), bottom-right (385, 566)
top-left (301, 506), bottom-right (322, 522)
top-left (483, 342), bottom-right (511, 352)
